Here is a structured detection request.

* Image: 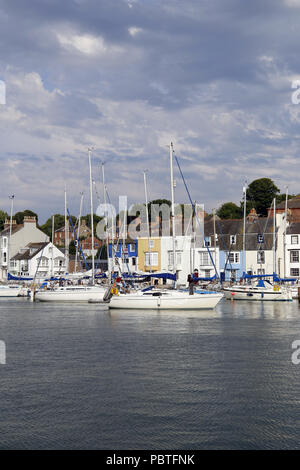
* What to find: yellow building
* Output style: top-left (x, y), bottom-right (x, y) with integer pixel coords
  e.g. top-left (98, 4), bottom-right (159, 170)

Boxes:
top-left (138, 237), bottom-right (161, 272)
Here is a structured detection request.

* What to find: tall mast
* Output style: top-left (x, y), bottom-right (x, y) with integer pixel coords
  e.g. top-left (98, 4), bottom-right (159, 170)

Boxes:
top-left (75, 192), bottom-right (84, 273)
top-left (51, 215), bottom-right (54, 277)
top-left (64, 187), bottom-right (69, 274)
top-left (170, 142), bottom-right (176, 275)
top-left (242, 183), bottom-right (247, 276)
top-left (7, 194), bottom-right (14, 279)
top-left (102, 163), bottom-right (110, 280)
top-left (143, 170), bottom-right (152, 273)
top-left (284, 186), bottom-right (288, 278)
top-left (88, 148), bottom-right (95, 283)
top-left (273, 197), bottom-right (276, 274)
top-left (213, 208), bottom-right (217, 269)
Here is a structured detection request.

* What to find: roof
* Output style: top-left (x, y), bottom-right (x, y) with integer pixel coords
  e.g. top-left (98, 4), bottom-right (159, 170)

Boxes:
top-left (1, 224), bottom-right (24, 236)
top-left (11, 242), bottom-right (49, 261)
top-left (204, 217), bottom-right (275, 251)
top-left (286, 222), bottom-right (300, 235)
top-left (276, 196), bottom-right (300, 210)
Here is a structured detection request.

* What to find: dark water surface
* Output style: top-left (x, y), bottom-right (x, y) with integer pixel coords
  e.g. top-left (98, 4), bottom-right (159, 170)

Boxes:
top-left (0, 298), bottom-right (299, 449)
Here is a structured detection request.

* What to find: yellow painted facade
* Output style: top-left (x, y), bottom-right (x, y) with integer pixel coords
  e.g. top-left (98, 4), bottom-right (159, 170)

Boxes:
top-left (138, 237), bottom-right (161, 272)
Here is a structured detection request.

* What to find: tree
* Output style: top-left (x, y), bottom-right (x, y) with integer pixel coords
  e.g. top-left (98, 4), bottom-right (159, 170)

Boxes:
top-left (39, 214), bottom-right (76, 238)
top-left (14, 209), bottom-right (38, 225)
top-left (217, 202), bottom-right (242, 219)
top-left (0, 210), bottom-right (8, 231)
top-left (246, 178), bottom-right (280, 216)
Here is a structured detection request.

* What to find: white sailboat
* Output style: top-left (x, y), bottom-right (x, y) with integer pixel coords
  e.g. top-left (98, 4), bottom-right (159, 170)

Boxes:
top-left (223, 195), bottom-right (292, 302)
top-left (109, 143), bottom-right (223, 310)
top-left (35, 149), bottom-right (106, 303)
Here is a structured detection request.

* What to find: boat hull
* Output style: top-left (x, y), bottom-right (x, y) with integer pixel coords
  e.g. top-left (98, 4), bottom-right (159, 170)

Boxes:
top-left (35, 287), bottom-right (106, 302)
top-left (223, 287), bottom-right (292, 301)
top-left (0, 286), bottom-right (23, 297)
top-left (109, 292), bottom-right (223, 310)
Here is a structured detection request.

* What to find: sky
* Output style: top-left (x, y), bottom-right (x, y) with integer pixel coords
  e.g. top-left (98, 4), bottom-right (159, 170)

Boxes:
top-left (1, 0), bottom-right (300, 223)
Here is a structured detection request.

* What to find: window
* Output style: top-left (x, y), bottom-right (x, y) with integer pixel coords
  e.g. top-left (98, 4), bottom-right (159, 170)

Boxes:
top-left (39, 257), bottom-right (48, 267)
top-left (168, 251), bottom-right (182, 266)
top-left (132, 257), bottom-right (136, 266)
top-left (3, 252), bottom-right (6, 263)
top-left (2, 237), bottom-right (7, 249)
top-left (228, 252), bottom-right (240, 264)
top-left (230, 235), bottom-right (236, 245)
top-left (291, 235), bottom-right (299, 245)
top-left (291, 268), bottom-right (299, 276)
top-left (257, 251), bottom-right (265, 264)
top-left (257, 234), bottom-right (264, 244)
top-left (290, 250), bottom-right (299, 263)
top-left (204, 270), bottom-right (211, 278)
top-left (204, 237), bottom-right (211, 247)
top-left (257, 268), bottom-right (265, 275)
top-left (145, 252), bottom-right (158, 266)
top-left (199, 251), bottom-right (212, 266)
top-left (149, 240), bottom-right (154, 249)
top-left (129, 244), bottom-right (135, 252)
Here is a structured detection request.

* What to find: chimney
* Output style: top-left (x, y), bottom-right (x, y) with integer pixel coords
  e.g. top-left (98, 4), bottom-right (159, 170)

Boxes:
top-left (4, 218), bottom-right (16, 229)
top-left (23, 216), bottom-right (36, 226)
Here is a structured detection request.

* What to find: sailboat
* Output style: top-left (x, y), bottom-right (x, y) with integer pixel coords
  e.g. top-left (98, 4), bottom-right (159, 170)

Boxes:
top-left (223, 194), bottom-right (292, 302)
top-left (35, 149), bottom-right (106, 303)
top-left (0, 195), bottom-right (24, 298)
top-left (109, 143), bottom-right (223, 310)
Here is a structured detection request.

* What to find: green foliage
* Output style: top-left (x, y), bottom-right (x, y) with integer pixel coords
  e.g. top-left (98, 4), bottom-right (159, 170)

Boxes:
top-left (69, 240), bottom-right (76, 255)
top-left (246, 178), bottom-right (280, 216)
top-left (0, 210), bottom-right (9, 231)
top-left (14, 209), bottom-right (38, 225)
top-left (217, 202), bottom-right (243, 219)
top-left (39, 213), bottom-right (76, 238)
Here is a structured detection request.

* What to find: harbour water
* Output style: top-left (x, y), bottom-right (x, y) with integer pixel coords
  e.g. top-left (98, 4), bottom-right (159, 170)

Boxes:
top-left (0, 298), bottom-right (300, 450)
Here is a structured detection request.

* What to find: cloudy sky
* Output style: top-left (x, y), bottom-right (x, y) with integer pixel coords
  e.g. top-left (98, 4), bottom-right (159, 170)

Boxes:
top-left (1, 0), bottom-right (300, 222)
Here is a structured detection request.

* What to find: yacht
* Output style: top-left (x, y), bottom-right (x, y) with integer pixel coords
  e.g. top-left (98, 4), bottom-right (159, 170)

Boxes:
top-left (35, 284), bottom-right (107, 302)
top-left (109, 287), bottom-right (223, 310)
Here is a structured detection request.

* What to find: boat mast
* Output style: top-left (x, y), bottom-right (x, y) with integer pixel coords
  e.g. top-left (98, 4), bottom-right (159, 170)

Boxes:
top-left (88, 148), bottom-right (95, 284)
top-left (242, 182), bottom-right (247, 276)
top-left (64, 187), bottom-right (69, 274)
top-left (51, 215), bottom-right (54, 277)
top-left (284, 186), bottom-right (288, 278)
top-left (102, 163), bottom-right (110, 281)
top-left (273, 197), bottom-right (276, 275)
top-left (170, 142), bottom-right (176, 277)
top-left (143, 170), bottom-right (152, 273)
top-left (75, 192), bottom-right (84, 273)
top-left (213, 208), bottom-right (217, 270)
top-left (7, 194), bottom-right (14, 280)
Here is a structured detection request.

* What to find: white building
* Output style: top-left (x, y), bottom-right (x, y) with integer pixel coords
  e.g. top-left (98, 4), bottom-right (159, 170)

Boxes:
top-left (10, 242), bottom-right (66, 280)
top-left (285, 221), bottom-right (300, 278)
top-left (0, 216), bottom-right (49, 281)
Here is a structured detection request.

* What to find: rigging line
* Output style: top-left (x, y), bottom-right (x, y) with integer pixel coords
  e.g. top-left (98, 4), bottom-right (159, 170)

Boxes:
top-left (173, 153), bottom-right (219, 278)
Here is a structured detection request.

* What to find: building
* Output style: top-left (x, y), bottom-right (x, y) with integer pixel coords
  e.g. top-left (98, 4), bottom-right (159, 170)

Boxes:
top-left (109, 239), bottom-right (138, 274)
top-left (10, 242), bottom-right (65, 280)
top-left (0, 216), bottom-right (49, 281)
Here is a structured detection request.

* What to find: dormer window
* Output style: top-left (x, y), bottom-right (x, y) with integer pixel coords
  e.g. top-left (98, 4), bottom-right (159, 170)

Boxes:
top-left (291, 235), bottom-right (299, 245)
top-left (230, 235), bottom-right (236, 245)
top-left (205, 237), bottom-right (211, 247)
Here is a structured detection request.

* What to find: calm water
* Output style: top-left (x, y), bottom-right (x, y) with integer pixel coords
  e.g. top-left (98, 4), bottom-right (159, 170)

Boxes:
top-left (0, 297), bottom-right (299, 449)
